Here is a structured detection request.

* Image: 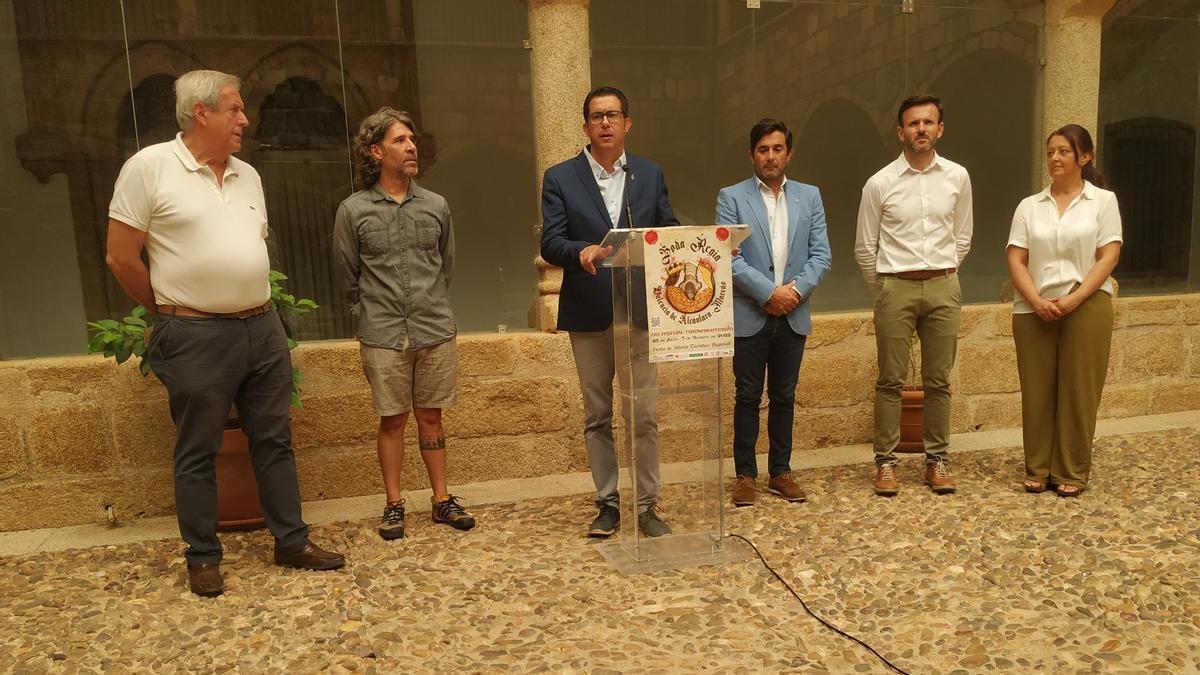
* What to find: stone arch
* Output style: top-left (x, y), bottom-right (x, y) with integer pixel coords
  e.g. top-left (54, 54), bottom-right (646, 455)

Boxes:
top-left (928, 47), bottom-right (1036, 302)
top-left (910, 25), bottom-right (1038, 102)
top-left (81, 41), bottom-right (204, 149)
top-left (255, 76), bottom-right (347, 150)
top-left (117, 73), bottom-right (180, 157)
top-left (240, 43), bottom-right (370, 142)
top-left (795, 98), bottom-right (889, 311)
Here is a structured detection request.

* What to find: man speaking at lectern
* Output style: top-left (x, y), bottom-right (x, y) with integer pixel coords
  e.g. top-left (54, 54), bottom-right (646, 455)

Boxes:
top-left (716, 118), bottom-right (832, 508)
top-left (539, 86), bottom-right (679, 539)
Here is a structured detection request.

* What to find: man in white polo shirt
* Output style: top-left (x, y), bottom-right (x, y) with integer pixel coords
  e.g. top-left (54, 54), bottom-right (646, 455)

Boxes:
top-left (854, 94), bottom-right (973, 497)
top-left (106, 69), bottom-right (344, 597)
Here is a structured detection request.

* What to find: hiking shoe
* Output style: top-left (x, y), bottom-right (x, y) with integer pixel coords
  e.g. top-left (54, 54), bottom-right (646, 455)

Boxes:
top-left (924, 461), bottom-right (957, 494)
top-left (874, 464), bottom-right (899, 496)
top-left (767, 472), bottom-right (807, 502)
top-left (432, 495), bottom-right (476, 531)
top-left (588, 504), bottom-right (620, 538)
top-left (732, 475), bottom-right (756, 506)
top-left (187, 563), bottom-right (223, 597)
top-left (378, 500), bottom-right (406, 540)
top-left (637, 507), bottom-right (672, 538)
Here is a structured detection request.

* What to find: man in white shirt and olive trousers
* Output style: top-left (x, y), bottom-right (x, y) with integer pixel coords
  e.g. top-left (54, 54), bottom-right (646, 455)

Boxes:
top-left (106, 70), bottom-right (345, 597)
top-left (854, 95), bottom-right (973, 496)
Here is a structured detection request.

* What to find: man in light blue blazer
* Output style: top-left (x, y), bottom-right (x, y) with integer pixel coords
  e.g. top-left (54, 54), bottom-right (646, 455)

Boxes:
top-left (715, 118), bottom-right (832, 507)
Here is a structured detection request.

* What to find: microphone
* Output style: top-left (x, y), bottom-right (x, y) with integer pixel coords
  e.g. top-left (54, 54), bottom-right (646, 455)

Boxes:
top-left (623, 168), bottom-right (635, 229)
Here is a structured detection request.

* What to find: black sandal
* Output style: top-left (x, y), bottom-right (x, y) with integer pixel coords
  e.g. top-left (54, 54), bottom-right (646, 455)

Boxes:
top-left (1055, 484), bottom-right (1084, 497)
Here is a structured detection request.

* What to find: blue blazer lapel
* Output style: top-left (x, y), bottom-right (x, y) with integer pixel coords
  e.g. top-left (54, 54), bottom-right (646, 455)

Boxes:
top-left (786, 182), bottom-right (804, 263)
top-left (742, 182), bottom-right (771, 256)
top-left (571, 153), bottom-right (614, 229)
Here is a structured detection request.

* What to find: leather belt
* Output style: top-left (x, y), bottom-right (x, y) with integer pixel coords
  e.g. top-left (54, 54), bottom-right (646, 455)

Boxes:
top-left (883, 268), bottom-right (956, 281)
top-left (157, 300), bottom-right (272, 319)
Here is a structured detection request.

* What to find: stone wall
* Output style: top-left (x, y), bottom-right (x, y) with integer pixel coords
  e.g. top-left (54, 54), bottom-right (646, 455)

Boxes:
top-left (2, 292), bottom-right (1197, 532)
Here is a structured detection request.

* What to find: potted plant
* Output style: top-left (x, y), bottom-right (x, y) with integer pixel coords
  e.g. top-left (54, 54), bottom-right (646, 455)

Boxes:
top-left (86, 270), bottom-right (317, 529)
top-left (897, 331), bottom-right (924, 453)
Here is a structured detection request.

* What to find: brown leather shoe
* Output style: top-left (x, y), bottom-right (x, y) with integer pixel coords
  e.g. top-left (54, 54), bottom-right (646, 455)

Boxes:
top-left (874, 464), bottom-right (899, 496)
top-left (767, 472), bottom-right (807, 502)
top-left (924, 460), bottom-right (957, 494)
top-left (274, 541), bottom-right (346, 571)
top-left (187, 563), bottom-right (224, 597)
top-left (732, 475), bottom-right (756, 506)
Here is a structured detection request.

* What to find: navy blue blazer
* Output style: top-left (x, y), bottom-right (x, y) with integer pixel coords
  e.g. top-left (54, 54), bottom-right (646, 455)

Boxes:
top-left (715, 178), bottom-right (832, 337)
top-left (539, 151), bottom-right (679, 331)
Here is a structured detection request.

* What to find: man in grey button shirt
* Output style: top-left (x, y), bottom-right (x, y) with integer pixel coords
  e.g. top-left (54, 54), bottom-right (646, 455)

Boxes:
top-left (334, 108), bottom-right (475, 540)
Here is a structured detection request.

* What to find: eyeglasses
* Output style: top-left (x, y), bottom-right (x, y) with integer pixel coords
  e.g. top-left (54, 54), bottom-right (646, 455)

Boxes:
top-left (587, 110), bottom-right (625, 125)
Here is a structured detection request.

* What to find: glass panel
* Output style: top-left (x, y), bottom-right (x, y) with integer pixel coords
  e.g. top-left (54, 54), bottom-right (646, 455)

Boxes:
top-left (591, 0), bottom-right (742, 232)
top-left (753, 2), bottom-right (909, 312)
top-left (1, 0), bottom-right (126, 357)
top-left (903, 3), bottom-right (1044, 305)
top-left (122, 0), bottom-right (350, 340)
top-left (341, 0), bottom-right (536, 334)
top-left (591, 1), bottom-right (1043, 311)
top-left (1099, 2), bottom-right (1199, 294)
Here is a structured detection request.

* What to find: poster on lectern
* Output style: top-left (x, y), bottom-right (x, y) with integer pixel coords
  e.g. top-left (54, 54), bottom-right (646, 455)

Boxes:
top-left (643, 225), bottom-right (734, 363)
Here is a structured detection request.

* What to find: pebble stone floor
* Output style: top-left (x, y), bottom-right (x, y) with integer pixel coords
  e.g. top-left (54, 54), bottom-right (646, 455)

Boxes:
top-left (2, 427), bottom-right (1199, 674)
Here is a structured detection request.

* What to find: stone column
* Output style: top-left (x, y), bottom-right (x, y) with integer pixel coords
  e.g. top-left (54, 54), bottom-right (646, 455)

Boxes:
top-left (527, 0), bottom-right (590, 332)
top-left (1041, 0), bottom-right (1117, 184)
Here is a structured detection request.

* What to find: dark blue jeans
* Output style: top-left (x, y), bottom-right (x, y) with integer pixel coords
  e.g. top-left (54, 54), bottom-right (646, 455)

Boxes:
top-left (732, 316), bottom-right (808, 478)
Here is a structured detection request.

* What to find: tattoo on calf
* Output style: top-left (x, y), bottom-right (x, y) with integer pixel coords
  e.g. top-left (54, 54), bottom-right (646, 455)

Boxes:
top-left (419, 435), bottom-right (446, 450)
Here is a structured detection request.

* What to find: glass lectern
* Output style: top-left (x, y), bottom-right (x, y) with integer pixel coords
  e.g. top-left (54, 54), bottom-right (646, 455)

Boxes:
top-left (593, 225), bottom-right (754, 575)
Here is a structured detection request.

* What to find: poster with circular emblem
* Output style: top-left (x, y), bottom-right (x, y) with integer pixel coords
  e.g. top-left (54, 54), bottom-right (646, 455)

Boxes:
top-left (644, 226), bottom-right (734, 362)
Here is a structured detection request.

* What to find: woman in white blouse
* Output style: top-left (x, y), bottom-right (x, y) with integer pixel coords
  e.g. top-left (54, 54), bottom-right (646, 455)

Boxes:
top-left (1006, 124), bottom-right (1122, 497)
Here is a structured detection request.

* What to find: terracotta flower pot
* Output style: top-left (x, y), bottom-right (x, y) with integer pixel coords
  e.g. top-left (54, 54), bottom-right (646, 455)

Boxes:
top-left (215, 425), bottom-right (266, 531)
top-left (896, 389), bottom-right (925, 453)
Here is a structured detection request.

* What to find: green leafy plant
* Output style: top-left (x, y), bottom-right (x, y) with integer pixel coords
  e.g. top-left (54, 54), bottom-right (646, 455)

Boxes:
top-left (86, 305), bottom-right (153, 376)
top-left (269, 270), bottom-right (319, 407)
top-left (85, 270), bottom-right (319, 407)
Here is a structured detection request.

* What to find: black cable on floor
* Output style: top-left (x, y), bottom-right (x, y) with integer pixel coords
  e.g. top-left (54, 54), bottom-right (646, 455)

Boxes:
top-left (726, 532), bottom-right (912, 675)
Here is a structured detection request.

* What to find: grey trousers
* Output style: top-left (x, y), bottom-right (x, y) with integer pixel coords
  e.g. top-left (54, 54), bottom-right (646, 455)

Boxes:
top-left (150, 309), bottom-right (309, 565)
top-left (568, 327), bottom-right (660, 512)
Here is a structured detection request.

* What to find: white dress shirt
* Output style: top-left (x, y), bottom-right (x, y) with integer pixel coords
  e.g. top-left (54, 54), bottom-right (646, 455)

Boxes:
top-left (1006, 180), bottom-right (1123, 314)
top-left (854, 153), bottom-right (973, 288)
top-left (584, 146), bottom-right (627, 227)
top-left (756, 175), bottom-right (790, 287)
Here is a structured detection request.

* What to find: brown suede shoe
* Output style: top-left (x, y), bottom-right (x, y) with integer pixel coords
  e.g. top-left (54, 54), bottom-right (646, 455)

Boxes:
top-left (187, 563), bottom-right (224, 597)
top-left (924, 461), bottom-right (957, 494)
top-left (732, 475), bottom-right (756, 507)
top-left (274, 542), bottom-right (346, 571)
top-left (874, 464), bottom-right (899, 496)
top-left (767, 472), bottom-right (807, 502)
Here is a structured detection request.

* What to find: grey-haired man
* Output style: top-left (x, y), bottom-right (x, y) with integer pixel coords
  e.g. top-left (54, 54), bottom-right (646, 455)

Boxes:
top-left (106, 69), bottom-right (345, 597)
